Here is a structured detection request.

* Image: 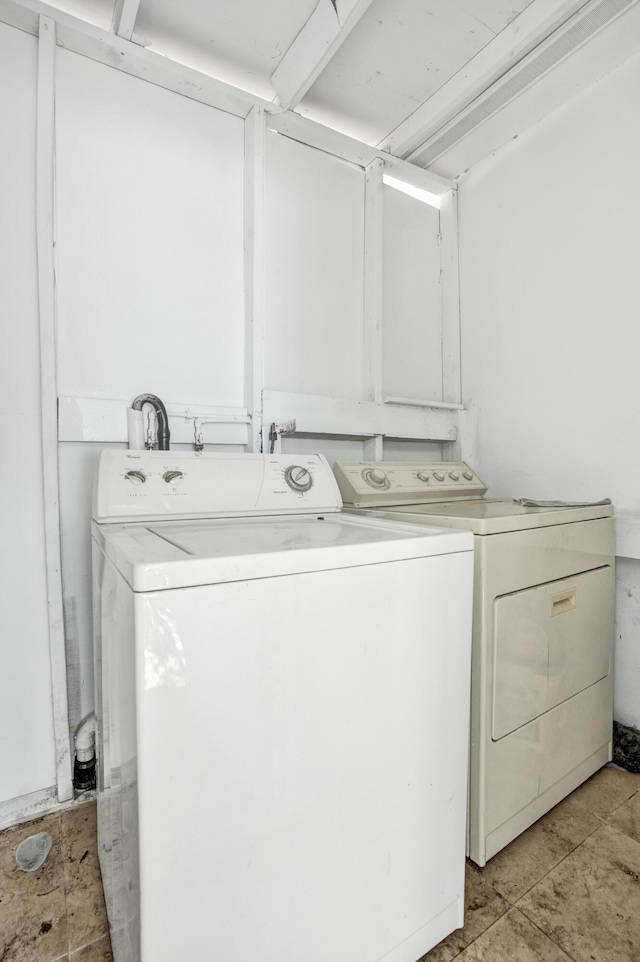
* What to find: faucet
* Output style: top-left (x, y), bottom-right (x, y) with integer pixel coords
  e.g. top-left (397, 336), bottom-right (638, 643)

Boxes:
top-left (132, 394), bottom-right (171, 450)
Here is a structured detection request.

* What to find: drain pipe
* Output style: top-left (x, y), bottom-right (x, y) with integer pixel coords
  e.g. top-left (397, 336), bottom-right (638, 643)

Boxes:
top-left (131, 394), bottom-right (171, 450)
top-left (73, 714), bottom-right (96, 794)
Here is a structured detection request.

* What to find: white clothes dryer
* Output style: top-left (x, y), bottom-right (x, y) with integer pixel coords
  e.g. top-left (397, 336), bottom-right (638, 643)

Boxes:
top-left (333, 461), bottom-right (615, 866)
top-left (91, 450), bottom-right (474, 962)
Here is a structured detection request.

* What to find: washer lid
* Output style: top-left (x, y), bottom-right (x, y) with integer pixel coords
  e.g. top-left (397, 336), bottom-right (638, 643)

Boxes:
top-left (355, 499), bottom-right (614, 535)
top-left (93, 512), bottom-right (473, 591)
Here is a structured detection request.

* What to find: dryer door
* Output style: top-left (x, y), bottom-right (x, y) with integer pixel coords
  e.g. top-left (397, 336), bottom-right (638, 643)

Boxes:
top-left (492, 566), bottom-right (613, 740)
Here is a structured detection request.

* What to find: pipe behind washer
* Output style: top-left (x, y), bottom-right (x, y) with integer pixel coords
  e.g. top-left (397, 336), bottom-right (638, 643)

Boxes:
top-left (132, 394), bottom-right (170, 450)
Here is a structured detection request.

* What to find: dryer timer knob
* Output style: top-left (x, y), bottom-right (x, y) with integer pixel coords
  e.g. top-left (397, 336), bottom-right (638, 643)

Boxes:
top-left (363, 468), bottom-right (389, 489)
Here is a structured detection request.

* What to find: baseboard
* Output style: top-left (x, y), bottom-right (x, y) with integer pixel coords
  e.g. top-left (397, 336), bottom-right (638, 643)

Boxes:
top-left (613, 720), bottom-right (640, 774)
top-left (0, 786), bottom-right (96, 831)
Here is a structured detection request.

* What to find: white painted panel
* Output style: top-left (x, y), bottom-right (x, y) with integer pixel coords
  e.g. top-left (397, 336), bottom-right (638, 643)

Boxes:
top-left (458, 50), bottom-right (640, 726)
top-left (276, 433), bottom-right (444, 464)
top-left (262, 391), bottom-right (457, 442)
top-left (384, 440), bottom-right (444, 462)
top-left (439, 190), bottom-right (462, 405)
top-left (59, 441), bottom-right (124, 729)
top-left (459, 49), bottom-right (640, 507)
top-left (363, 159), bottom-right (383, 403)
top-left (382, 185), bottom-right (442, 401)
top-left (615, 559), bottom-right (640, 730)
top-left (57, 396), bottom-right (249, 445)
top-left (264, 131), bottom-right (365, 399)
top-left (615, 513), bottom-right (640, 562)
top-left (0, 23), bottom-right (56, 801)
top-left (55, 48), bottom-right (245, 408)
top-left (281, 436), bottom-right (367, 465)
top-left (267, 112), bottom-right (454, 194)
top-left (244, 105), bottom-right (267, 453)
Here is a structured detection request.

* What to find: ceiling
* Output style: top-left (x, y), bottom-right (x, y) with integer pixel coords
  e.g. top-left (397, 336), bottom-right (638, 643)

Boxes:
top-left (296, 0), bottom-right (535, 144)
top-left (33, 0), bottom-right (640, 176)
top-left (131, 0), bottom-right (537, 145)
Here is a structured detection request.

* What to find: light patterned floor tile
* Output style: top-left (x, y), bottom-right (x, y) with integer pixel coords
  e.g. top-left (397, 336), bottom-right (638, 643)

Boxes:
top-left (456, 908), bottom-right (574, 961)
top-left (60, 802), bottom-right (110, 952)
top-left (566, 765), bottom-right (640, 821)
top-left (478, 794), bottom-right (601, 903)
top-left (0, 811), bottom-right (69, 962)
top-left (518, 822), bottom-right (640, 962)
top-left (607, 789), bottom-right (640, 844)
top-left (419, 861), bottom-right (509, 961)
top-left (70, 935), bottom-right (113, 961)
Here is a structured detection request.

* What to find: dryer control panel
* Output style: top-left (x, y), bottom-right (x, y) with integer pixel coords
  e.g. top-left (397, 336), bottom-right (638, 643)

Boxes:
top-left (333, 461), bottom-right (487, 507)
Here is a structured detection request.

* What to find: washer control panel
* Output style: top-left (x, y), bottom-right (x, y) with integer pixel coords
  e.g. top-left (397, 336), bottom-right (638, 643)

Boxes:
top-left (94, 451), bottom-right (342, 523)
top-left (333, 461), bottom-right (487, 507)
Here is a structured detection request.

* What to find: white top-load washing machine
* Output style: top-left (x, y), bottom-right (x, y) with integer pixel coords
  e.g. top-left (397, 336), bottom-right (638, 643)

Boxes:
top-left (333, 461), bottom-right (615, 866)
top-left (91, 450), bottom-right (475, 962)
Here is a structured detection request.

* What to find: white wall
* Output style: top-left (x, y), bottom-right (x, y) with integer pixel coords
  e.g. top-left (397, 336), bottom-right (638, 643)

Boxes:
top-left (0, 21), bottom-right (450, 818)
top-left (458, 50), bottom-right (640, 729)
top-left (264, 131), bottom-right (365, 400)
top-left (53, 51), bottom-right (247, 729)
top-left (55, 50), bottom-right (246, 408)
top-left (0, 23), bottom-right (57, 803)
top-left (382, 186), bottom-right (442, 402)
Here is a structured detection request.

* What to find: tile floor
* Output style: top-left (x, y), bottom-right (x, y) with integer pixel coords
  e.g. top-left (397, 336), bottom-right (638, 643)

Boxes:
top-left (1, 765), bottom-right (639, 962)
top-left (0, 799), bottom-right (111, 962)
top-left (421, 764), bottom-right (640, 962)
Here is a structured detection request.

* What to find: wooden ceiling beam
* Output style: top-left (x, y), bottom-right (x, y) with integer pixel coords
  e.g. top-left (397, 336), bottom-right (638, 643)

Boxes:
top-left (378, 0), bottom-right (591, 159)
top-left (271, 0), bottom-right (374, 110)
top-left (112, 0), bottom-right (140, 42)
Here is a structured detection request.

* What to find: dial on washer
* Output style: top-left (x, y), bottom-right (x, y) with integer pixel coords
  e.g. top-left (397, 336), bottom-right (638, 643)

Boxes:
top-left (163, 470), bottom-right (184, 485)
top-left (284, 465), bottom-right (313, 492)
top-left (124, 470), bottom-right (146, 485)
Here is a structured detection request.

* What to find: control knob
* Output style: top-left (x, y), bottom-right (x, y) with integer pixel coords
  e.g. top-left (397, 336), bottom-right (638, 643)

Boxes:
top-left (163, 470), bottom-right (184, 485)
top-left (362, 468), bottom-right (389, 490)
top-left (416, 471), bottom-right (430, 483)
top-left (463, 471), bottom-right (473, 481)
top-left (285, 465), bottom-right (313, 493)
top-left (124, 470), bottom-right (146, 485)
top-left (449, 471), bottom-right (460, 481)
top-left (433, 471), bottom-right (445, 482)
